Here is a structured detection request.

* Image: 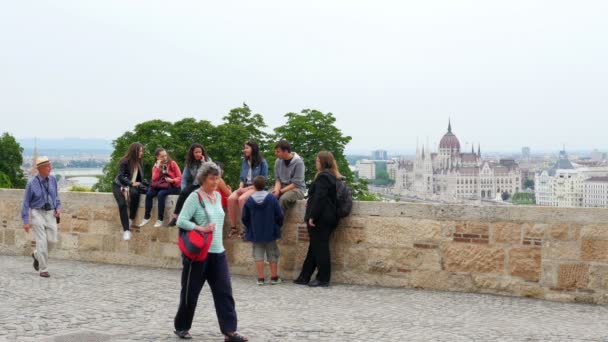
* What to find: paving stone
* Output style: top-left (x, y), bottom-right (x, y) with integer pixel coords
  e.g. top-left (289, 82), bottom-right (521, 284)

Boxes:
top-left (1, 255), bottom-right (608, 341)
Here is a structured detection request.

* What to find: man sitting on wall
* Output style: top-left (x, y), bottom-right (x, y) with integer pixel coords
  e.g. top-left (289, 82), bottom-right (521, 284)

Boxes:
top-left (272, 140), bottom-right (306, 212)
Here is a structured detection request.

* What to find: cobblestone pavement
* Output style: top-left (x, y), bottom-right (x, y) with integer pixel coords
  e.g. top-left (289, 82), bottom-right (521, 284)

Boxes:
top-left (1, 255), bottom-right (608, 342)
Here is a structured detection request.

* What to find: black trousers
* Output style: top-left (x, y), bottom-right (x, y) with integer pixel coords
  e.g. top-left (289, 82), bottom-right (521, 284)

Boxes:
top-left (174, 252), bottom-right (238, 334)
top-left (299, 222), bottom-right (336, 283)
top-left (173, 185), bottom-right (199, 216)
top-left (112, 183), bottom-right (140, 232)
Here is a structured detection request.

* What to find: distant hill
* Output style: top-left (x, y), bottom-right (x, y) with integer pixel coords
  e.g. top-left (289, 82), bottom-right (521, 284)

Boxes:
top-left (17, 138), bottom-right (112, 152)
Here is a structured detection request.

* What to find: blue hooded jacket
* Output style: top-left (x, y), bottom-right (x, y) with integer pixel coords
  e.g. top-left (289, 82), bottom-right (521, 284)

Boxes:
top-left (242, 192), bottom-right (283, 243)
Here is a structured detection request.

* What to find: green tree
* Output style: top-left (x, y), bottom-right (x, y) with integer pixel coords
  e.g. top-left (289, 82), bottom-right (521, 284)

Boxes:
top-left (0, 132), bottom-right (26, 188)
top-left (69, 185), bottom-right (93, 192)
top-left (273, 109), bottom-right (377, 200)
top-left (211, 104), bottom-right (270, 188)
top-left (0, 171), bottom-right (13, 188)
top-left (94, 120), bottom-right (175, 192)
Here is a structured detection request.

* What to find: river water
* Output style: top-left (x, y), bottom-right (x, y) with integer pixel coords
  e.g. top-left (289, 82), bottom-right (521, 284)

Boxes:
top-left (52, 168), bottom-right (105, 190)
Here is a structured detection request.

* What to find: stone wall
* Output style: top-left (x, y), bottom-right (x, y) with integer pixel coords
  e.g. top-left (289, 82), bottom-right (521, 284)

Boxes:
top-left (1, 189), bottom-right (608, 304)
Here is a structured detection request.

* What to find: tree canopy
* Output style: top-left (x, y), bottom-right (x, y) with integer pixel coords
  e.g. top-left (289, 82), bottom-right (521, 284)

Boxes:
top-left (0, 132), bottom-right (26, 188)
top-left (93, 105), bottom-right (377, 200)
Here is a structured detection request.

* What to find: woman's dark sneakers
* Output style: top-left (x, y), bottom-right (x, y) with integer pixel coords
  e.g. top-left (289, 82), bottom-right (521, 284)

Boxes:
top-left (174, 330), bottom-right (192, 339)
top-left (307, 280), bottom-right (329, 287)
top-left (168, 217), bottom-right (177, 227)
top-left (293, 277), bottom-right (309, 285)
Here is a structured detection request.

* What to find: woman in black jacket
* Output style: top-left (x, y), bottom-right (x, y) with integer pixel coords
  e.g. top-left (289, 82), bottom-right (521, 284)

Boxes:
top-left (295, 151), bottom-right (341, 287)
top-left (112, 142), bottom-right (144, 241)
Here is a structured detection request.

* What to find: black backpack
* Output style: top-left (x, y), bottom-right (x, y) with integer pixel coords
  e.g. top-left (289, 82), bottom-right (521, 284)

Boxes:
top-left (335, 178), bottom-right (353, 218)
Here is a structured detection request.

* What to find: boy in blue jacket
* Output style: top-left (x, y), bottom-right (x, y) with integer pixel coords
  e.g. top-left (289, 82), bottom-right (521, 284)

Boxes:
top-left (242, 176), bottom-right (284, 285)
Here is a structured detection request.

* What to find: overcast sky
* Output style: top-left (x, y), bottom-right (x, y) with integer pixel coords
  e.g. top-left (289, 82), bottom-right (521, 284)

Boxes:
top-left (1, 1), bottom-right (607, 154)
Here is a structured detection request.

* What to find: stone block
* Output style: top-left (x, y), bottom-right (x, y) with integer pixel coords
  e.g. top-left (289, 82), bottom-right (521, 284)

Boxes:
top-left (581, 224), bottom-right (608, 239)
top-left (588, 265), bottom-right (608, 290)
top-left (581, 240), bottom-right (608, 262)
top-left (128, 233), bottom-right (150, 256)
top-left (344, 246), bottom-right (369, 272)
top-left (92, 206), bottom-right (121, 222)
top-left (71, 219), bottom-right (90, 233)
top-left (492, 222), bottom-right (521, 244)
top-left (102, 235), bottom-right (117, 253)
top-left (556, 263), bottom-right (589, 289)
top-left (523, 223), bottom-right (546, 239)
top-left (455, 222), bottom-right (489, 236)
top-left (508, 247), bottom-right (541, 281)
top-left (410, 271), bottom-right (476, 292)
top-left (78, 234), bottom-right (103, 251)
top-left (472, 274), bottom-right (517, 293)
top-left (540, 262), bottom-right (558, 288)
top-left (4, 229), bottom-right (15, 246)
top-left (542, 241), bottom-right (580, 261)
top-left (332, 226), bottom-right (365, 245)
top-left (280, 222), bottom-right (299, 244)
top-left (59, 232), bottom-right (78, 250)
top-left (548, 223), bottom-right (570, 241)
top-left (442, 244), bottom-right (505, 274)
top-left (515, 283), bottom-right (544, 298)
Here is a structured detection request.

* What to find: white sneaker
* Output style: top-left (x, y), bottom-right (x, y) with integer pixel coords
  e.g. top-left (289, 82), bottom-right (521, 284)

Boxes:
top-left (137, 218), bottom-right (150, 227)
top-left (153, 221), bottom-right (163, 228)
top-left (123, 230), bottom-right (131, 241)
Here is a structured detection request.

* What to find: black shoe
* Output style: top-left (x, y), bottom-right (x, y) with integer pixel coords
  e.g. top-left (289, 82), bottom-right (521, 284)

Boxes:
top-left (168, 217), bottom-right (177, 227)
top-left (174, 330), bottom-right (192, 339)
top-left (293, 277), bottom-right (310, 285)
top-left (32, 253), bottom-right (39, 271)
top-left (308, 280), bottom-right (329, 287)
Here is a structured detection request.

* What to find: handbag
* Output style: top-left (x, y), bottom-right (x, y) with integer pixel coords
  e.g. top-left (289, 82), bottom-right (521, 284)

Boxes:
top-left (151, 177), bottom-right (171, 190)
top-left (177, 191), bottom-right (214, 262)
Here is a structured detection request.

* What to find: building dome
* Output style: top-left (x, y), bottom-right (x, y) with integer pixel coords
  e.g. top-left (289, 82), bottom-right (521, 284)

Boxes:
top-left (439, 120), bottom-right (461, 150)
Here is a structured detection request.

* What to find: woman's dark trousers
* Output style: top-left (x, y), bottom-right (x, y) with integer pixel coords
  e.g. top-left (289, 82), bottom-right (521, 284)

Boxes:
top-left (144, 187), bottom-right (180, 220)
top-left (299, 223), bottom-right (335, 283)
top-left (173, 185), bottom-right (198, 216)
top-left (112, 183), bottom-right (140, 232)
top-left (174, 252), bottom-right (238, 334)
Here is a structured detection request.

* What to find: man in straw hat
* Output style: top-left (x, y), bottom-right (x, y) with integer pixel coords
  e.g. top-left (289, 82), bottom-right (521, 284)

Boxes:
top-left (21, 156), bottom-right (61, 278)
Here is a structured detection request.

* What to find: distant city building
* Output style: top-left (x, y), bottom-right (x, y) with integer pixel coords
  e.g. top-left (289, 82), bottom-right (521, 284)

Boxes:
top-left (583, 177), bottom-right (608, 208)
top-left (356, 159), bottom-right (376, 180)
top-left (591, 149), bottom-right (607, 162)
top-left (406, 120), bottom-right (521, 202)
top-left (393, 160), bottom-right (413, 193)
top-left (522, 147), bottom-right (531, 160)
top-left (29, 139), bottom-right (39, 179)
top-left (535, 150), bottom-right (608, 208)
top-left (386, 160), bottom-right (398, 180)
top-left (371, 149), bottom-right (388, 161)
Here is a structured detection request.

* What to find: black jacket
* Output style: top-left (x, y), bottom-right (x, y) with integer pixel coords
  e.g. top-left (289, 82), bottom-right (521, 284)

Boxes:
top-left (115, 159), bottom-right (143, 187)
top-left (305, 171), bottom-right (338, 227)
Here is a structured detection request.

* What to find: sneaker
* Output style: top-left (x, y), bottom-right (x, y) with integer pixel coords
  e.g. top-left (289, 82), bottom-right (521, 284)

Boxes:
top-left (271, 277), bottom-right (283, 285)
top-left (32, 253), bottom-right (39, 271)
top-left (39, 271), bottom-right (50, 278)
top-left (137, 218), bottom-right (150, 227)
top-left (257, 278), bottom-right (265, 286)
top-left (153, 220), bottom-right (163, 228)
top-left (123, 230), bottom-right (132, 241)
top-left (168, 217), bottom-right (177, 227)
top-left (174, 330), bottom-right (192, 339)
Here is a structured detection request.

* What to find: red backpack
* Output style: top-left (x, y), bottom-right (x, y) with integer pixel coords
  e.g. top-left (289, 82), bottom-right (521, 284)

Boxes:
top-left (177, 192), bottom-right (213, 262)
